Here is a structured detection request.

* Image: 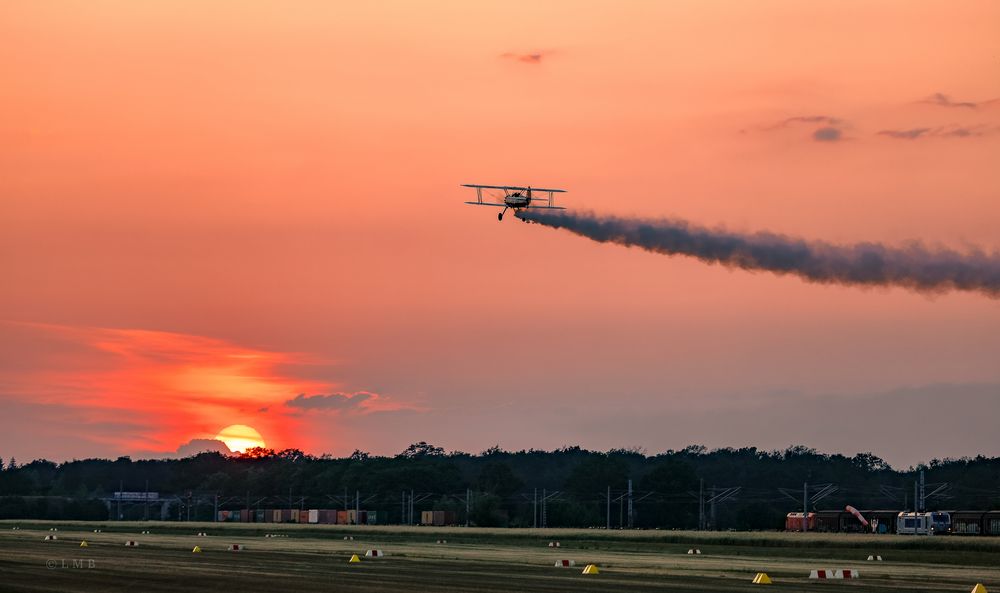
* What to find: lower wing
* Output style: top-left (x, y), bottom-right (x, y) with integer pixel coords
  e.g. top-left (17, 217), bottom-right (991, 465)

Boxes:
top-left (464, 201), bottom-right (506, 207)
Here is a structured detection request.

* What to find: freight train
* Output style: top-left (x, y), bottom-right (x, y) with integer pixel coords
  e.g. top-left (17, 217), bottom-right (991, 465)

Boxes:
top-left (786, 510), bottom-right (1000, 535)
top-left (217, 508), bottom-right (377, 524)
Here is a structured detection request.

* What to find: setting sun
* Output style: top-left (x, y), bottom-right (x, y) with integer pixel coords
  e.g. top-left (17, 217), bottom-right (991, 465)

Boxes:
top-left (215, 424), bottom-right (266, 453)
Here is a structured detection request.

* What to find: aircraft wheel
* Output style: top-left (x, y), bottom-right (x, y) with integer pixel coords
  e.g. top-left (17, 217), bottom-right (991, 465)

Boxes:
top-left (498, 212), bottom-right (503, 221)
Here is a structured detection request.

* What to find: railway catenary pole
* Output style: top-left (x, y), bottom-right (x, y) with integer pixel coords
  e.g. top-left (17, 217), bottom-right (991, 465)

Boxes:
top-left (919, 470), bottom-right (925, 513)
top-left (533, 488), bottom-right (537, 528)
top-left (542, 489), bottom-right (547, 528)
top-left (606, 486), bottom-right (610, 530)
top-left (214, 493), bottom-right (219, 522)
top-left (627, 479), bottom-right (633, 529)
top-left (465, 488), bottom-right (470, 527)
top-left (698, 479), bottom-right (704, 530)
top-left (802, 482), bottom-right (807, 533)
top-left (401, 491), bottom-right (405, 525)
top-left (355, 490), bottom-right (360, 525)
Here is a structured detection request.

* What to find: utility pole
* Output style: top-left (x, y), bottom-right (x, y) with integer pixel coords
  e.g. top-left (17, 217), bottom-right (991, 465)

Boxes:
top-left (606, 486), bottom-right (611, 530)
top-left (802, 482), bottom-right (808, 533)
top-left (144, 479), bottom-right (149, 521)
top-left (710, 486), bottom-right (716, 531)
top-left (533, 488), bottom-right (537, 528)
top-left (542, 488), bottom-right (547, 528)
top-left (355, 490), bottom-right (360, 525)
top-left (627, 479), bottom-right (633, 529)
top-left (401, 491), bottom-right (405, 525)
top-left (465, 488), bottom-right (471, 527)
top-left (919, 470), bottom-right (925, 512)
top-left (118, 480), bottom-right (123, 520)
top-left (698, 479), bottom-right (704, 530)
top-left (214, 493), bottom-right (219, 522)
top-left (409, 489), bottom-right (414, 525)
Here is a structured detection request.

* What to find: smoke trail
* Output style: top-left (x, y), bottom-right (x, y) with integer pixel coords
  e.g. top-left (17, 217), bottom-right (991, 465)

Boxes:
top-left (516, 210), bottom-right (1000, 298)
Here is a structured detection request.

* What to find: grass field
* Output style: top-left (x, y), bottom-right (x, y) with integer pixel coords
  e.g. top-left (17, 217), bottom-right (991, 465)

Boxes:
top-left (1, 521), bottom-right (997, 592)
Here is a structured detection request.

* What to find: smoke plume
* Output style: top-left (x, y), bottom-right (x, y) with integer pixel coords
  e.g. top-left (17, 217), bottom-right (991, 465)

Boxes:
top-left (516, 210), bottom-right (1000, 298)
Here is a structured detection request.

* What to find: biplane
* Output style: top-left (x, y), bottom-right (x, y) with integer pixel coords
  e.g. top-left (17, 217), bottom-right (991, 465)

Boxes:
top-left (462, 184), bottom-right (567, 221)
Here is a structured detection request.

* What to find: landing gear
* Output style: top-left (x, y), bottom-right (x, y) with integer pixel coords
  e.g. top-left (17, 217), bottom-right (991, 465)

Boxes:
top-left (498, 206), bottom-right (508, 222)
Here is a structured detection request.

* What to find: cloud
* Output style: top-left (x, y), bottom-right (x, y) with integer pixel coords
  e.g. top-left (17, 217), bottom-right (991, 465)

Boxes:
top-left (287, 391), bottom-right (374, 411)
top-left (501, 51), bottom-right (551, 64)
top-left (285, 391), bottom-right (422, 415)
top-left (876, 124), bottom-right (996, 140)
top-left (920, 92), bottom-right (997, 109)
top-left (763, 115), bottom-right (847, 142)
top-left (170, 438), bottom-right (232, 458)
top-left (877, 127), bottom-right (931, 139)
top-left (812, 127), bottom-right (843, 142)
top-left (774, 115), bottom-right (842, 127)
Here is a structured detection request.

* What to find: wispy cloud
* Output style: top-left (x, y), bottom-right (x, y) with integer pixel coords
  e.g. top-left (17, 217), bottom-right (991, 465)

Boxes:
top-left (876, 124), bottom-right (997, 140)
top-left (772, 115), bottom-right (843, 128)
top-left (285, 391), bottom-right (417, 415)
top-left (877, 127), bottom-right (932, 140)
top-left (762, 115), bottom-right (847, 142)
top-left (501, 51), bottom-right (552, 64)
top-left (919, 92), bottom-right (998, 110)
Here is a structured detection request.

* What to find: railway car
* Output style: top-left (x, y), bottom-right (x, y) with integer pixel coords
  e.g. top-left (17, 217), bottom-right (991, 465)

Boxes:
top-left (897, 511), bottom-right (950, 535)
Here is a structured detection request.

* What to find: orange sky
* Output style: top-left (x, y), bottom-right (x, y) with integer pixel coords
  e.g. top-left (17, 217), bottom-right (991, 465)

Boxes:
top-left (2, 1), bottom-right (999, 467)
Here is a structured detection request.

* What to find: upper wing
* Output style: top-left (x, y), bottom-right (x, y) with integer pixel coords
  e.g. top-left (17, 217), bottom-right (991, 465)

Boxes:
top-left (462, 184), bottom-right (566, 193)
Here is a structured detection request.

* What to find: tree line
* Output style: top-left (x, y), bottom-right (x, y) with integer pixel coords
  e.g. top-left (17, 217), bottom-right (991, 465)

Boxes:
top-left (1, 443), bottom-right (998, 528)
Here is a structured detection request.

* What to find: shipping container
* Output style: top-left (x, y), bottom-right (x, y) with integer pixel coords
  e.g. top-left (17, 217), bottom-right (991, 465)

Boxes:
top-left (255, 509), bottom-right (267, 523)
top-left (867, 510), bottom-right (900, 534)
top-left (298, 510), bottom-right (309, 524)
top-left (784, 512), bottom-right (815, 531)
top-left (308, 509), bottom-right (319, 524)
top-left (337, 510), bottom-right (349, 525)
top-left (952, 511), bottom-right (986, 535)
top-left (985, 511), bottom-right (1000, 535)
top-left (814, 510), bottom-right (843, 532)
top-left (421, 511), bottom-right (434, 525)
top-left (272, 509), bottom-right (282, 523)
top-left (367, 511), bottom-right (377, 525)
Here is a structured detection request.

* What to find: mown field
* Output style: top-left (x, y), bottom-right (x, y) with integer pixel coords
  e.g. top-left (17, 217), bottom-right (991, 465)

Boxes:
top-left (1, 521), bottom-right (997, 592)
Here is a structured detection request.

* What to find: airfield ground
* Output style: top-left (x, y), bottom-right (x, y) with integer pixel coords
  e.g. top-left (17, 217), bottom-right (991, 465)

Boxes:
top-left (1, 521), bottom-right (997, 592)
